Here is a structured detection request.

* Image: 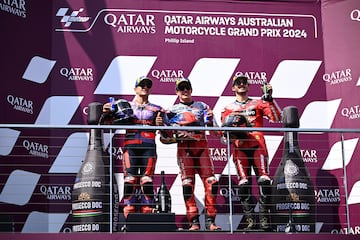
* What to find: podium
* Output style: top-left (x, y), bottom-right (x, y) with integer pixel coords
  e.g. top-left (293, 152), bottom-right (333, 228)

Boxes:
top-left (126, 213), bottom-right (177, 232)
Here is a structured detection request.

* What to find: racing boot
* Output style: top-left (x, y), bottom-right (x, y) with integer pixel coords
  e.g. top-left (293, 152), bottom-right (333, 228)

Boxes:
top-left (189, 216), bottom-right (200, 231)
top-left (244, 214), bottom-right (256, 230)
top-left (259, 212), bottom-right (271, 231)
top-left (205, 216), bottom-right (221, 231)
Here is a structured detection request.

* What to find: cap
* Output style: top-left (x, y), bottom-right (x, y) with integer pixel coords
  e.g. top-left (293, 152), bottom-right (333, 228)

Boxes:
top-left (176, 77), bottom-right (192, 90)
top-left (135, 76), bottom-right (152, 87)
top-left (232, 75), bottom-right (248, 86)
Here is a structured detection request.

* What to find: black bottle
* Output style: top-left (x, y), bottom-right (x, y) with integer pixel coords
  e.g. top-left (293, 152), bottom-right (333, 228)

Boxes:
top-left (156, 171), bottom-right (172, 213)
top-left (72, 102), bottom-right (118, 232)
top-left (271, 106), bottom-right (316, 233)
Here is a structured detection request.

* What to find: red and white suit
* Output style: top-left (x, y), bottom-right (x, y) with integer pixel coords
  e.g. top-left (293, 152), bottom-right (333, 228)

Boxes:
top-left (221, 98), bottom-right (281, 226)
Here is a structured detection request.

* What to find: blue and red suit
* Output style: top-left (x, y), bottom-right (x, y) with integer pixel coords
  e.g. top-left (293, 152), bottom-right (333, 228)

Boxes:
top-left (162, 101), bottom-right (219, 226)
top-left (102, 100), bottom-right (166, 218)
top-left (121, 101), bottom-right (166, 218)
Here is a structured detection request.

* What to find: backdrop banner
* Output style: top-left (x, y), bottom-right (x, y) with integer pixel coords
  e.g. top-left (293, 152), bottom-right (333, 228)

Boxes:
top-left (1, 0), bottom-right (359, 234)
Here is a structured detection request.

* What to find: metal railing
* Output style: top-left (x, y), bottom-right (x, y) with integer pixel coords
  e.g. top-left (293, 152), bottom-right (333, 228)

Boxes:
top-left (0, 124), bottom-right (359, 234)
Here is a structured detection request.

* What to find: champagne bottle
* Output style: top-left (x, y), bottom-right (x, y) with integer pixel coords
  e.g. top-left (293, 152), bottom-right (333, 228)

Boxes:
top-left (72, 102), bottom-right (108, 232)
top-left (72, 102), bottom-right (120, 232)
top-left (156, 171), bottom-right (172, 213)
top-left (271, 106), bottom-right (316, 233)
top-left (261, 80), bottom-right (272, 102)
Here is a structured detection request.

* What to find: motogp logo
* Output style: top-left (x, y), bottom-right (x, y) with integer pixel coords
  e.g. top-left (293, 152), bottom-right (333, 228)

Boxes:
top-left (56, 8), bottom-right (90, 27)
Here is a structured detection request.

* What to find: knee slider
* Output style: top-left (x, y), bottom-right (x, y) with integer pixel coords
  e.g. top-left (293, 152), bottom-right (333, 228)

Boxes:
top-left (140, 175), bottom-right (154, 196)
top-left (258, 177), bottom-right (272, 197)
top-left (182, 178), bottom-right (194, 201)
top-left (124, 175), bottom-right (137, 198)
top-left (238, 179), bottom-right (250, 196)
top-left (258, 175), bottom-right (271, 186)
top-left (205, 176), bottom-right (219, 196)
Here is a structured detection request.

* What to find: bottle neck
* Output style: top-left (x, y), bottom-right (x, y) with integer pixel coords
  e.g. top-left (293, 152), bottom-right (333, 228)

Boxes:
top-left (161, 172), bottom-right (166, 184)
top-left (284, 131), bottom-right (299, 154)
top-left (89, 128), bottom-right (103, 150)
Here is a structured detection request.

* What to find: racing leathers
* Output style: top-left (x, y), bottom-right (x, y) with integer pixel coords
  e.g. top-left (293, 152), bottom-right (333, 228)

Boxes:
top-left (161, 101), bottom-right (220, 230)
top-left (221, 98), bottom-right (281, 230)
top-left (102, 99), bottom-right (166, 219)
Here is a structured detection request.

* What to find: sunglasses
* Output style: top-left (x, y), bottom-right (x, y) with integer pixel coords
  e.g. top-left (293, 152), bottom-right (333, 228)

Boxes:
top-left (177, 84), bottom-right (192, 91)
top-left (138, 81), bottom-right (152, 88)
top-left (233, 79), bottom-right (248, 86)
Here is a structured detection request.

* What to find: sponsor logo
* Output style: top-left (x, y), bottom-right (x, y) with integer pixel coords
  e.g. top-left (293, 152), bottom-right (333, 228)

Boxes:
top-left (284, 160), bottom-right (299, 176)
top-left (23, 139), bottom-right (49, 158)
top-left (0, 0), bottom-right (26, 18)
top-left (72, 201), bottom-right (102, 210)
top-left (60, 67), bottom-right (94, 81)
top-left (234, 71), bottom-right (268, 85)
top-left (81, 162), bottom-right (94, 175)
top-left (350, 9), bottom-right (360, 22)
top-left (56, 8), bottom-right (90, 27)
top-left (73, 180), bottom-right (102, 189)
top-left (78, 192), bottom-right (91, 201)
top-left (151, 69), bottom-right (184, 82)
top-left (300, 149), bottom-right (318, 163)
top-left (219, 186), bottom-right (241, 201)
top-left (73, 223), bottom-right (100, 232)
top-left (275, 202), bottom-right (310, 211)
top-left (341, 105), bottom-right (360, 120)
top-left (104, 13), bottom-right (156, 33)
top-left (277, 224), bottom-right (312, 232)
top-left (331, 225), bottom-right (360, 234)
top-left (7, 94), bottom-right (33, 114)
top-left (109, 146), bottom-right (124, 161)
top-left (323, 68), bottom-right (352, 85)
top-left (315, 188), bottom-right (340, 203)
top-left (276, 182), bottom-right (308, 190)
top-left (40, 185), bottom-right (71, 201)
top-left (209, 147), bottom-right (228, 161)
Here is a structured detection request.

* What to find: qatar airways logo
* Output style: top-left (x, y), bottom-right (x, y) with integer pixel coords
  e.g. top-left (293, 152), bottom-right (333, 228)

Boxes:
top-left (56, 8), bottom-right (90, 27)
top-left (104, 13), bottom-right (156, 34)
top-left (233, 71), bottom-right (267, 85)
top-left (350, 9), bottom-right (360, 22)
top-left (331, 225), bottom-right (360, 234)
top-left (60, 67), bottom-right (94, 81)
top-left (209, 147), bottom-right (227, 162)
top-left (322, 68), bottom-right (352, 85)
top-left (0, 0), bottom-right (26, 18)
top-left (7, 94), bottom-right (33, 114)
top-left (151, 69), bottom-right (184, 82)
top-left (300, 149), bottom-right (318, 163)
top-left (315, 188), bottom-right (340, 203)
top-left (23, 139), bottom-right (49, 158)
top-left (40, 185), bottom-right (71, 201)
top-left (341, 104), bottom-right (360, 120)
top-left (108, 146), bottom-right (124, 161)
top-left (219, 186), bottom-right (241, 201)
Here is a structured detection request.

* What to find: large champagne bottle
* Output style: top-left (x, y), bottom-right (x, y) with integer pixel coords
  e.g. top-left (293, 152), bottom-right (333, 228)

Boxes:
top-left (271, 106), bottom-right (316, 233)
top-left (155, 171), bottom-right (172, 213)
top-left (71, 102), bottom-right (110, 232)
